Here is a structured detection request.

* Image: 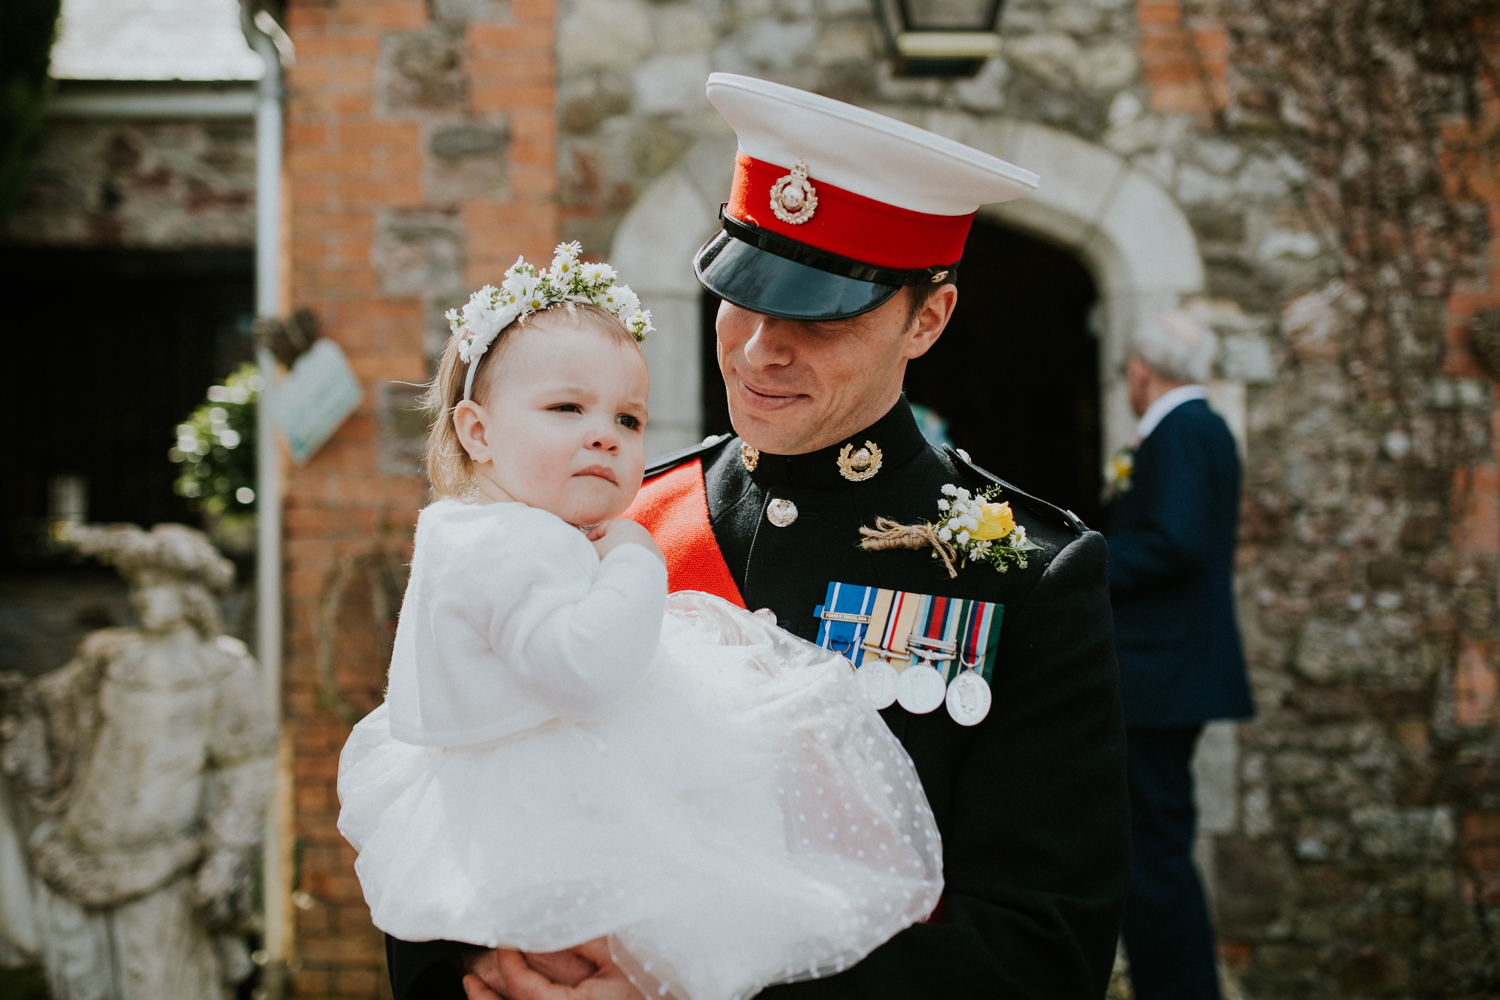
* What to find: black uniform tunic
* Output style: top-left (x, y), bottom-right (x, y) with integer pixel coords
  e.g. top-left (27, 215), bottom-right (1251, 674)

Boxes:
top-left (385, 398), bottom-right (1129, 1000)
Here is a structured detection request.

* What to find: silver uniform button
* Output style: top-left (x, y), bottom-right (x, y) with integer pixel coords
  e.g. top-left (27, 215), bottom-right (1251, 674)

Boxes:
top-left (766, 498), bottom-right (798, 527)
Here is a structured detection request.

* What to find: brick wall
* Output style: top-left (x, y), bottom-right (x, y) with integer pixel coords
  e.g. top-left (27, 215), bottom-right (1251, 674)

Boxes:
top-left (280, 0), bottom-right (557, 994)
top-left (1136, 0), bottom-right (1228, 115)
top-left (1441, 91), bottom-right (1500, 917)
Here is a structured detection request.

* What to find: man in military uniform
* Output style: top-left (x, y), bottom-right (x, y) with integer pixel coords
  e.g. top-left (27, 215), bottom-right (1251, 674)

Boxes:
top-left (388, 73), bottom-right (1129, 1000)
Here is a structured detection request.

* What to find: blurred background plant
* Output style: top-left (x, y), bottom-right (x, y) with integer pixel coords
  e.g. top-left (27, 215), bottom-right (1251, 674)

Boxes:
top-left (0, 0), bottom-right (62, 221)
top-left (170, 362), bottom-right (261, 555)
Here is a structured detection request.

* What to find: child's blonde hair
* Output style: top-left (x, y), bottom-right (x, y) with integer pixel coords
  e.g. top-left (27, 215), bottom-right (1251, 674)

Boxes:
top-left (421, 302), bottom-right (643, 500)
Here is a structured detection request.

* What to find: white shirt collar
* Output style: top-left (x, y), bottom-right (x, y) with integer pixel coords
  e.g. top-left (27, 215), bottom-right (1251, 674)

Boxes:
top-left (1135, 384), bottom-right (1208, 444)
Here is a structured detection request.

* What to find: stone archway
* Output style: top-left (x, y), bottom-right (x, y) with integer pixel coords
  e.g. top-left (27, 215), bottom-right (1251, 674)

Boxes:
top-left (607, 118), bottom-right (1238, 905)
top-left (609, 162), bottom-right (725, 458)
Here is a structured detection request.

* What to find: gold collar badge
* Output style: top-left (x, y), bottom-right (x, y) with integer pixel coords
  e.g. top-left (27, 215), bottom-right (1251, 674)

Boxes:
top-left (837, 441), bottom-right (883, 482)
top-left (740, 442), bottom-right (760, 472)
top-left (770, 159), bottom-right (818, 225)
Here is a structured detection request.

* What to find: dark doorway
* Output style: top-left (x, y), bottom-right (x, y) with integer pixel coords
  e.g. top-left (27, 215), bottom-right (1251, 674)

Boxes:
top-left (0, 247), bottom-right (256, 572)
top-left (698, 221), bottom-right (1102, 526)
top-left (904, 220), bottom-right (1102, 527)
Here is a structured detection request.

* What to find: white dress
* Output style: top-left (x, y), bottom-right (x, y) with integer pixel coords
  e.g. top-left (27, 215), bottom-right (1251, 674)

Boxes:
top-left (337, 500), bottom-right (942, 1000)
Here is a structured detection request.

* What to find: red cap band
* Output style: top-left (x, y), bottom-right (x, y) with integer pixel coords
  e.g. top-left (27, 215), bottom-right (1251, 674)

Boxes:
top-left (726, 153), bottom-right (974, 272)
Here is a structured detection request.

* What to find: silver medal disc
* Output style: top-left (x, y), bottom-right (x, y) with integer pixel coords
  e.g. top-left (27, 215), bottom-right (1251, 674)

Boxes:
top-left (857, 658), bottom-right (899, 709)
top-left (945, 669), bottom-right (992, 726)
top-left (896, 664), bottom-right (948, 714)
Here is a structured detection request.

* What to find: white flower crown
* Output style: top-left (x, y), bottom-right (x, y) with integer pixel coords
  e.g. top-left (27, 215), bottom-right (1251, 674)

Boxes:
top-left (446, 241), bottom-right (654, 400)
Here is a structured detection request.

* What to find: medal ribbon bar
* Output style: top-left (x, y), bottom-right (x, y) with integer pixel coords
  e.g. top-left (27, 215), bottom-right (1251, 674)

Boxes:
top-left (816, 582), bottom-right (1007, 685)
top-left (866, 590), bottom-right (921, 668)
top-left (954, 598), bottom-right (1004, 682)
top-left (814, 581), bottom-right (878, 665)
top-left (907, 595), bottom-right (962, 681)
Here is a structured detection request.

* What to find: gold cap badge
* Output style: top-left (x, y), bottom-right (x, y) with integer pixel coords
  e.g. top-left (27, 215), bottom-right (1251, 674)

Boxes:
top-left (740, 442), bottom-right (760, 472)
top-left (837, 440), bottom-right (883, 482)
top-left (770, 159), bottom-right (818, 225)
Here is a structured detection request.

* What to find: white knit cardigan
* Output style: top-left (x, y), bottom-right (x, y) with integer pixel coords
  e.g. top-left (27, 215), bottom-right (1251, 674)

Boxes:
top-left (385, 499), bottom-right (668, 748)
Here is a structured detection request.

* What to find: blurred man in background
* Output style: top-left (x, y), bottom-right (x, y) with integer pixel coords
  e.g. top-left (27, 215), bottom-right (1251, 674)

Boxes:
top-left (1105, 310), bottom-right (1254, 1000)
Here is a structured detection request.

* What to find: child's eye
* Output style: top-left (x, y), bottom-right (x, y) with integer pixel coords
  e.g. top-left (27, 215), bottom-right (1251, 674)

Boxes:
top-left (617, 414), bottom-right (641, 430)
top-left (549, 403), bottom-right (582, 414)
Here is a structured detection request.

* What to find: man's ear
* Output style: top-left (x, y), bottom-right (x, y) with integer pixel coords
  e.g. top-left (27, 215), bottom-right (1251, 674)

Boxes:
top-left (901, 283), bottom-right (958, 361)
top-left (452, 400), bottom-right (492, 463)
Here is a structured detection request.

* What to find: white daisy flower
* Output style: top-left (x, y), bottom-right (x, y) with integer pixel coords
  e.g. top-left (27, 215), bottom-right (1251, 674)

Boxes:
top-left (580, 262), bottom-right (616, 286)
top-left (614, 285), bottom-right (641, 315)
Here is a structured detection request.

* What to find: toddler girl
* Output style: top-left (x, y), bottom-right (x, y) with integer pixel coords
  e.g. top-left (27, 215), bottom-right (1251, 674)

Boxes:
top-left (337, 245), bottom-right (941, 1000)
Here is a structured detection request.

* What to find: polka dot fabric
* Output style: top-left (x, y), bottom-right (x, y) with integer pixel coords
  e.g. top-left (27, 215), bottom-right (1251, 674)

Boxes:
top-left (339, 591), bottom-right (942, 1000)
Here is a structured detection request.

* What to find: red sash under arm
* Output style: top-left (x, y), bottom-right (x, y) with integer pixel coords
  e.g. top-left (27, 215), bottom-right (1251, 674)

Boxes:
top-left (624, 459), bottom-right (747, 608)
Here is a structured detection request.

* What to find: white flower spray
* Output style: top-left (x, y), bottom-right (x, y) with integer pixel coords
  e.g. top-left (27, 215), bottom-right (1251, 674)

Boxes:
top-left (446, 242), bottom-right (655, 399)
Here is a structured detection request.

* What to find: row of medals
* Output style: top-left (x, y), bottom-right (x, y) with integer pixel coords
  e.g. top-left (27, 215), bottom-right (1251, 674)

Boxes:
top-left (741, 439), bottom-right (989, 724)
top-left (858, 639), bottom-right (991, 726)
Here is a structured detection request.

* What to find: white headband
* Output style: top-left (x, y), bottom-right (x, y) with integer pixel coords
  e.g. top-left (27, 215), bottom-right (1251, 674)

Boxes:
top-left (447, 242), bottom-right (654, 401)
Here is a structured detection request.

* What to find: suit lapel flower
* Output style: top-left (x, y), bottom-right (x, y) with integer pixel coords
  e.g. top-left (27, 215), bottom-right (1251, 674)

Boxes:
top-left (1106, 446), bottom-right (1135, 499)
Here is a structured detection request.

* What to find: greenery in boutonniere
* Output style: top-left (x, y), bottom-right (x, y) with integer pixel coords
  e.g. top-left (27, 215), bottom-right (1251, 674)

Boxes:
top-left (859, 483), bottom-right (1042, 578)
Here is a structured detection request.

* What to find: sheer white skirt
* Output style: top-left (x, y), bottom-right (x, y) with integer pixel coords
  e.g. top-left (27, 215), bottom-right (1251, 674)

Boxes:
top-left (338, 591), bottom-right (942, 1000)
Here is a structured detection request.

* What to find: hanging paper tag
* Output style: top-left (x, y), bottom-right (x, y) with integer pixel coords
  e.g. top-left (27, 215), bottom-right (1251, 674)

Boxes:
top-left (272, 339), bottom-right (364, 464)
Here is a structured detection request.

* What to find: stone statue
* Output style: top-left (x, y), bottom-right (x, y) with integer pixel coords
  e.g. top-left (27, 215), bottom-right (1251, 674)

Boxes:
top-left (0, 523), bottom-right (275, 1000)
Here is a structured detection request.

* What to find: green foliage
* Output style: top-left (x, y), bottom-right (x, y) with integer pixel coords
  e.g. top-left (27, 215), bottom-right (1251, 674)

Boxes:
top-left (0, 0), bottom-right (62, 220)
top-left (171, 363), bottom-right (262, 518)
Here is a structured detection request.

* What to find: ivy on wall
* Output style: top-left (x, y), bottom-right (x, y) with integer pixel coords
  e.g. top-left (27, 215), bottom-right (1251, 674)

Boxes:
top-left (1223, 0), bottom-right (1500, 993)
top-left (0, 0), bottom-right (61, 221)
top-left (1229, 0), bottom-right (1498, 466)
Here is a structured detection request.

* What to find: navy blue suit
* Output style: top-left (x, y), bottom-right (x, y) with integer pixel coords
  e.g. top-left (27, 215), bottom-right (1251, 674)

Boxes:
top-left (1104, 397), bottom-right (1254, 1000)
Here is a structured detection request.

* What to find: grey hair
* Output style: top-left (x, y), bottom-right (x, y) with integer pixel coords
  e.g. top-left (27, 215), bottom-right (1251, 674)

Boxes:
top-left (1130, 310), bottom-right (1218, 384)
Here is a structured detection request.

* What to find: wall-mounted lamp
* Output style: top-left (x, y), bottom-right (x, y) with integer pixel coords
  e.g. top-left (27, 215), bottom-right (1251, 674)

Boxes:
top-left (872, 0), bottom-right (1005, 78)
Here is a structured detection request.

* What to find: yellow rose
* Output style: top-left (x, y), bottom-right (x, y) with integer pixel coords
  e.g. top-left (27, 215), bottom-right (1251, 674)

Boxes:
top-left (970, 501), bottom-right (1016, 540)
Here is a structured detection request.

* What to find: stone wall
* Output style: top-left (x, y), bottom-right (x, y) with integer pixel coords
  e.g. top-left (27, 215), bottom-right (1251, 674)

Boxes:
top-left (554, 0), bottom-right (1500, 996)
top-left (279, 0), bottom-right (558, 996)
top-left (3, 114), bottom-right (256, 247)
top-left (260, 0), bottom-right (1500, 994)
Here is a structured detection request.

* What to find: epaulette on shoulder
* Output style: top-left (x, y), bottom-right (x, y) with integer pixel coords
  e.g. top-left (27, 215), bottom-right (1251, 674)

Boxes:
top-left (644, 434), bottom-right (733, 479)
top-left (944, 445), bottom-right (1087, 536)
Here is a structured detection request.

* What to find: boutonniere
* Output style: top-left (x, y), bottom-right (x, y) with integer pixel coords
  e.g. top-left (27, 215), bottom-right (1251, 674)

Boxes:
top-left (859, 484), bottom-right (1042, 578)
top-left (1106, 446), bottom-right (1135, 498)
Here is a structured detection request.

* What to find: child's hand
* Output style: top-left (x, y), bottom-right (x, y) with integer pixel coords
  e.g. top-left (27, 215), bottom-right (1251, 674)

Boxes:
top-left (587, 519), bottom-right (665, 565)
